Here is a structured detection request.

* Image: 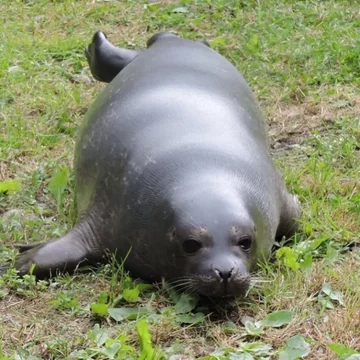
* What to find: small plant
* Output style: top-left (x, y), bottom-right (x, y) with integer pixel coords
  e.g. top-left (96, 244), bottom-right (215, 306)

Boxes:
top-left (48, 292), bottom-right (81, 313)
top-left (69, 321), bottom-right (165, 359)
top-left (0, 265), bottom-right (47, 296)
top-left (329, 343), bottom-right (360, 360)
top-left (0, 180), bottom-right (21, 195)
top-left (47, 166), bottom-right (69, 211)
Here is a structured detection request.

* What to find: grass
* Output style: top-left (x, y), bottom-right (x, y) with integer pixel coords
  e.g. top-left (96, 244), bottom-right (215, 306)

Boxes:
top-left (0, 0), bottom-right (359, 359)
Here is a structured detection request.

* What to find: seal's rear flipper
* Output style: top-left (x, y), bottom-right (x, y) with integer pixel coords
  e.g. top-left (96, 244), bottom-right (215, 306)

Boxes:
top-left (146, 32), bottom-right (179, 47)
top-left (85, 31), bottom-right (141, 83)
top-left (7, 223), bottom-right (105, 279)
top-left (146, 32), bottom-right (210, 48)
top-left (85, 31), bottom-right (211, 83)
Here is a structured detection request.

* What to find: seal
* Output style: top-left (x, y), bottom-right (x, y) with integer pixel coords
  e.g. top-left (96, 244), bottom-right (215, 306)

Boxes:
top-left (7, 31), bottom-right (300, 298)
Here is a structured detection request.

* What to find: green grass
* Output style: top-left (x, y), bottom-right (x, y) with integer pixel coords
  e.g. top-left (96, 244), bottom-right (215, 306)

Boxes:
top-left (0, 0), bottom-right (359, 359)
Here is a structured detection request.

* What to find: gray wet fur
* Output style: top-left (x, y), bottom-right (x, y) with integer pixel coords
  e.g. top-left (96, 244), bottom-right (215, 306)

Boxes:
top-left (8, 32), bottom-right (300, 297)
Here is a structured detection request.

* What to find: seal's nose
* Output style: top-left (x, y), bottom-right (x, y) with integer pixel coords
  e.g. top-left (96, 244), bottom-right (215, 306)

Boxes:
top-left (214, 267), bottom-right (234, 282)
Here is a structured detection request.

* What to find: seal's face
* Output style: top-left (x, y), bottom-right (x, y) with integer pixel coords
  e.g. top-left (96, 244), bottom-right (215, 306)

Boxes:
top-left (170, 192), bottom-right (258, 298)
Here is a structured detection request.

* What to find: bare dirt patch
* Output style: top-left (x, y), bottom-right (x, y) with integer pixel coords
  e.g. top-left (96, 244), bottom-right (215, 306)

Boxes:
top-left (266, 94), bottom-right (360, 149)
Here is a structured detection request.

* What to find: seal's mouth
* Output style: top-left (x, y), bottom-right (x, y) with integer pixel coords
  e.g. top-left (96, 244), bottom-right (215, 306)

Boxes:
top-left (198, 281), bottom-right (250, 298)
top-left (198, 270), bottom-right (252, 298)
top-left (170, 273), bottom-right (251, 298)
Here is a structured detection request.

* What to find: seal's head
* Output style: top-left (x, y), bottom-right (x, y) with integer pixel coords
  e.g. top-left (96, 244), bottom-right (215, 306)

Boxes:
top-left (169, 180), bottom-right (259, 298)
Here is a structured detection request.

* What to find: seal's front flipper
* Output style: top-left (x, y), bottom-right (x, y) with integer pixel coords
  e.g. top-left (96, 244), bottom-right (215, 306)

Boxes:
top-left (9, 223), bottom-right (105, 279)
top-left (276, 193), bottom-right (301, 240)
top-left (85, 31), bottom-right (141, 83)
top-left (199, 39), bottom-right (210, 47)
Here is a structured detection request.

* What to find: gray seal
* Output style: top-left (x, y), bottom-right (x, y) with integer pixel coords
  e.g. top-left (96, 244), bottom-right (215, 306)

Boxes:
top-left (7, 31), bottom-right (300, 298)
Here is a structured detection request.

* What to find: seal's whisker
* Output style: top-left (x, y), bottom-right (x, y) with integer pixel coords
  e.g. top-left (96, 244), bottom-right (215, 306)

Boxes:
top-left (166, 279), bottom-right (195, 292)
top-left (168, 282), bottom-right (193, 291)
top-left (182, 284), bottom-right (198, 296)
top-left (245, 280), bottom-right (266, 294)
top-left (248, 283), bottom-right (263, 289)
top-left (249, 275), bottom-right (265, 280)
top-left (169, 277), bottom-right (192, 284)
top-left (167, 282), bottom-right (192, 290)
top-left (181, 209), bottom-right (198, 229)
top-left (250, 279), bottom-right (270, 284)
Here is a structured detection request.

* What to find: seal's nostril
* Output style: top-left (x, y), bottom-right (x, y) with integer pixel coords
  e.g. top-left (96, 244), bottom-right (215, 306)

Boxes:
top-left (215, 267), bottom-right (234, 281)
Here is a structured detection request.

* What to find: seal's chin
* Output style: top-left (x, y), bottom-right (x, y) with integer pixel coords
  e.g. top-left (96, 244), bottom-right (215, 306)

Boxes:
top-left (187, 272), bottom-right (251, 298)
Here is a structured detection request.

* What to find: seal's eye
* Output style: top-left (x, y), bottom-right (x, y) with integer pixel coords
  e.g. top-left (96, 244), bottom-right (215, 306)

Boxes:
top-left (182, 239), bottom-right (202, 254)
top-left (237, 236), bottom-right (252, 252)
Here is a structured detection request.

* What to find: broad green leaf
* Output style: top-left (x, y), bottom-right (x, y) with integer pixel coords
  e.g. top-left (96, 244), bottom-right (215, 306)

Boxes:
top-left (229, 353), bottom-right (253, 360)
top-left (97, 291), bottom-right (109, 304)
top-left (318, 296), bottom-right (335, 309)
top-left (13, 355), bottom-right (41, 360)
top-left (256, 310), bottom-right (293, 328)
top-left (108, 307), bottom-right (149, 322)
top-left (223, 321), bottom-right (240, 334)
top-left (123, 286), bottom-right (140, 302)
top-left (160, 306), bottom-right (174, 316)
top-left (244, 321), bottom-right (264, 336)
top-left (123, 276), bottom-right (134, 289)
top-left (0, 179), bottom-right (21, 194)
top-left (174, 293), bottom-right (198, 314)
top-left (239, 342), bottom-right (272, 354)
top-left (172, 7), bottom-right (188, 13)
top-left (136, 283), bottom-right (153, 291)
top-left (137, 319), bottom-right (155, 360)
top-left (321, 283), bottom-right (345, 306)
top-left (175, 312), bottom-right (205, 324)
top-left (310, 235), bottom-right (329, 250)
top-left (163, 282), bottom-right (182, 303)
top-left (278, 334), bottom-right (311, 360)
top-left (122, 283), bottom-right (153, 302)
top-left (95, 342), bottom-right (121, 359)
top-left (299, 254), bottom-right (313, 270)
top-left (198, 348), bottom-right (230, 359)
top-left (47, 167), bottom-right (69, 208)
top-left (144, 2), bottom-right (160, 11)
top-left (276, 247), bottom-right (300, 271)
top-left (90, 303), bottom-right (109, 316)
top-left (89, 324), bottom-right (109, 347)
top-left (211, 36), bottom-right (228, 48)
top-left (329, 343), bottom-right (358, 359)
top-left (303, 223), bottom-right (313, 236)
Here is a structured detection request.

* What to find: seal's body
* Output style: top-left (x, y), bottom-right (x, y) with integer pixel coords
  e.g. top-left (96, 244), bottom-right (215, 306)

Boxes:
top-left (10, 32), bottom-right (300, 297)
